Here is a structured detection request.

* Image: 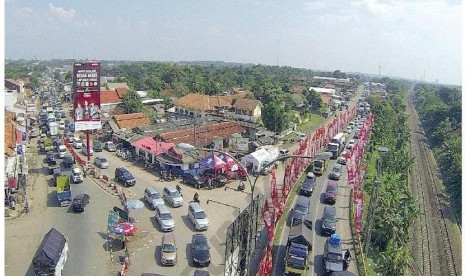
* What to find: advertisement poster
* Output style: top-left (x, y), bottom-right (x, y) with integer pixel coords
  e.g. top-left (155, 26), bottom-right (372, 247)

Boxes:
top-left (73, 62), bottom-right (101, 131)
top-left (228, 137), bottom-right (249, 152)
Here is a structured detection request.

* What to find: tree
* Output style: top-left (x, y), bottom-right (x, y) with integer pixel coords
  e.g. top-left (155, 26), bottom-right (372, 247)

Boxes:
top-left (261, 102), bottom-right (291, 133)
top-left (121, 90), bottom-right (143, 114)
top-left (305, 89), bottom-right (323, 112)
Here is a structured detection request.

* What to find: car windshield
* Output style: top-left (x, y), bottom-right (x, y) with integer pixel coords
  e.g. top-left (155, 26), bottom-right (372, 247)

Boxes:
top-left (162, 243), bottom-right (176, 252)
top-left (195, 211), bottom-right (207, 219)
top-left (161, 212), bottom-right (172, 220)
top-left (327, 252), bottom-right (343, 263)
top-left (123, 172), bottom-right (133, 178)
top-left (99, 158), bottom-right (107, 163)
top-left (324, 213), bottom-right (336, 222)
top-left (294, 205), bottom-right (308, 214)
top-left (171, 190), bottom-right (181, 197)
top-left (327, 186), bottom-right (337, 193)
top-left (194, 242), bottom-right (208, 251)
top-left (333, 167), bottom-right (341, 173)
top-left (150, 193), bottom-right (161, 199)
top-left (75, 139), bottom-right (81, 143)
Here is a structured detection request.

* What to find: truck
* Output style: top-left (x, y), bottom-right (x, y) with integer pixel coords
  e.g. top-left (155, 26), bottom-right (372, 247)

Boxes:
top-left (56, 176), bottom-right (71, 207)
top-left (328, 133), bottom-right (346, 159)
top-left (313, 152), bottom-right (332, 175)
top-left (49, 121), bottom-right (58, 137)
top-left (323, 235), bottom-right (344, 275)
top-left (32, 228), bottom-right (68, 276)
top-left (285, 220), bottom-right (312, 275)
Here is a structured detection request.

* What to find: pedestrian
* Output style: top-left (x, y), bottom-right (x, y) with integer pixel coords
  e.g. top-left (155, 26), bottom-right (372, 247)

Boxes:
top-left (208, 178), bottom-right (212, 190)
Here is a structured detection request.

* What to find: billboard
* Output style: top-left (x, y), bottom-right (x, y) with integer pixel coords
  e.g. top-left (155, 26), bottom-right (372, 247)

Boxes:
top-left (73, 62), bottom-right (101, 131)
top-left (228, 137), bottom-right (249, 152)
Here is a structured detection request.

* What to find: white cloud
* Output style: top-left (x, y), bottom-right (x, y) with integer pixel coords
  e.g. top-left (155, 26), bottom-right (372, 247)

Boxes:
top-left (303, 0), bottom-right (330, 11)
top-left (48, 3), bottom-right (75, 21)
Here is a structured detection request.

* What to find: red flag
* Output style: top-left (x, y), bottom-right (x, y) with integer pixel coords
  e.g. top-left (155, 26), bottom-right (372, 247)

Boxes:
top-left (262, 200), bottom-right (272, 230)
top-left (270, 169), bottom-right (277, 207)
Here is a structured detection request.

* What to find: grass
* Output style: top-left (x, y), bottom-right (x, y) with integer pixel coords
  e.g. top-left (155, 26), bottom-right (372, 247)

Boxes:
top-left (297, 114), bottom-right (325, 134)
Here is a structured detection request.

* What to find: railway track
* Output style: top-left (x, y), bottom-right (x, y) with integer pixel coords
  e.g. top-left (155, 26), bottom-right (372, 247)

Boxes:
top-left (407, 92), bottom-right (459, 276)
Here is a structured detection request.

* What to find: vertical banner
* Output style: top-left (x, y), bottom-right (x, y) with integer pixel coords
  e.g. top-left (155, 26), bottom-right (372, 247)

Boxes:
top-left (73, 61), bottom-right (102, 131)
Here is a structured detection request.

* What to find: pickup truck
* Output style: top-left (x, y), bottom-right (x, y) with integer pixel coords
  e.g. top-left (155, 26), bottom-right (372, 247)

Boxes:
top-left (32, 228), bottom-right (68, 276)
top-left (285, 220), bottom-right (312, 275)
top-left (56, 176), bottom-right (71, 207)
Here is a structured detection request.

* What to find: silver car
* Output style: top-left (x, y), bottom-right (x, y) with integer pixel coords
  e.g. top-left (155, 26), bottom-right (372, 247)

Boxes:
top-left (329, 164), bottom-right (343, 180)
top-left (94, 157), bottom-right (109, 169)
top-left (163, 186), bottom-right (184, 207)
top-left (144, 186), bottom-right (164, 209)
top-left (155, 204), bottom-right (175, 232)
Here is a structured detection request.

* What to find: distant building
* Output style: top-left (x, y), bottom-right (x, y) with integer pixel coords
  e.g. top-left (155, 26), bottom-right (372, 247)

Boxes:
top-left (172, 93), bottom-right (246, 118)
top-left (231, 98), bottom-right (263, 122)
top-left (309, 87), bottom-right (336, 95)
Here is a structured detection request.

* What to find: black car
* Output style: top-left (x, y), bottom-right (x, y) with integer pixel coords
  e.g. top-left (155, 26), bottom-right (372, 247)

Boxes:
top-left (72, 193), bottom-right (90, 212)
top-left (46, 152), bottom-right (57, 165)
top-left (191, 234), bottom-right (211, 267)
top-left (93, 140), bottom-right (103, 152)
top-left (64, 119), bottom-right (71, 127)
top-left (182, 173), bottom-right (207, 188)
top-left (115, 167), bottom-right (136, 187)
top-left (321, 206), bottom-right (337, 235)
top-left (63, 155), bottom-right (75, 168)
top-left (299, 172), bottom-right (316, 197)
top-left (202, 169), bottom-right (228, 187)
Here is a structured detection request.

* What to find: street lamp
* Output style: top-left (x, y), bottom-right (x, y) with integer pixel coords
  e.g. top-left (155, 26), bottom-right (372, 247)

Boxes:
top-left (364, 146), bottom-right (388, 255)
top-left (206, 199), bottom-right (240, 214)
top-left (224, 185), bottom-right (252, 196)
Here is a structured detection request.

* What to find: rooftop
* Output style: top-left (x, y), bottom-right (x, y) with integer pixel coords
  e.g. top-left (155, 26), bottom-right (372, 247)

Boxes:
top-left (233, 98), bottom-right (263, 111)
top-left (174, 93), bottom-right (246, 111)
top-left (113, 113), bottom-right (151, 129)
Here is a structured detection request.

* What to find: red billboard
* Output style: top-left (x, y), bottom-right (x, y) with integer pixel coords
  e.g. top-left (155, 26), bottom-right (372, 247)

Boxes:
top-left (73, 62), bottom-right (101, 131)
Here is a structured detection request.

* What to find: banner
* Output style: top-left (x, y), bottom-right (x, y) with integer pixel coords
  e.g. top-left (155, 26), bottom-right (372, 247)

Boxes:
top-left (228, 137), bottom-right (249, 152)
top-left (355, 191), bottom-right (363, 234)
top-left (270, 169), bottom-right (279, 209)
top-left (73, 61), bottom-right (101, 131)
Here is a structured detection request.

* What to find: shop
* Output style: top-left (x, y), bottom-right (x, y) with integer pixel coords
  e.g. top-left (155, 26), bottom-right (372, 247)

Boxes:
top-left (131, 137), bottom-right (174, 164)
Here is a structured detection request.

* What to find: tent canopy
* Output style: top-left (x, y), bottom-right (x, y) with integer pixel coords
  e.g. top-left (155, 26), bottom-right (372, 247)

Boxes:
top-left (131, 137), bottom-right (174, 156)
top-left (200, 154), bottom-right (226, 169)
top-left (241, 148), bottom-right (272, 170)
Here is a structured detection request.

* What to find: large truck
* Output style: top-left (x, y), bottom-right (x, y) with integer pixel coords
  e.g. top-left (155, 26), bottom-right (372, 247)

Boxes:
top-left (56, 176), bottom-right (71, 207)
top-left (285, 221), bottom-right (312, 275)
top-left (328, 133), bottom-right (346, 159)
top-left (49, 122), bottom-right (58, 137)
top-left (313, 152), bottom-right (332, 175)
top-left (32, 228), bottom-right (68, 276)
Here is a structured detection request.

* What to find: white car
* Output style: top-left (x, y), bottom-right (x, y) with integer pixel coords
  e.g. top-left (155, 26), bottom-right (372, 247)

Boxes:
top-left (73, 137), bottom-right (83, 149)
top-left (82, 142), bottom-right (94, 156)
top-left (59, 123), bottom-right (65, 130)
top-left (346, 139), bottom-right (355, 149)
top-left (71, 167), bottom-right (83, 183)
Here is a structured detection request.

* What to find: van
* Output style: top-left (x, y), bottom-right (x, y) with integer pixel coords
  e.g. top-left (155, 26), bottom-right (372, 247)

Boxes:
top-left (115, 167), bottom-right (136, 187)
top-left (163, 186), bottom-right (183, 207)
top-left (58, 145), bottom-right (67, 158)
top-left (188, 202), bottom-right (209, 231)
top-left (321, 206), bottom-right (337, 235)
top-left (289, 196), bottom-right (311, 226)
top-left (155, 204), bottom-right (175, 232)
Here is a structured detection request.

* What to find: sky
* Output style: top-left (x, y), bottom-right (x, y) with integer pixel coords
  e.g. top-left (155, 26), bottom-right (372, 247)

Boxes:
top-left (4, 0), bottom-right (463, 85)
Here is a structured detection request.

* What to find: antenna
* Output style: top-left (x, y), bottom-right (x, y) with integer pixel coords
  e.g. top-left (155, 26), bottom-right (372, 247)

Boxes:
top-left (378, 65), bottom-right (381, 78)
top-left (276, 38), bottom-right (280, 66)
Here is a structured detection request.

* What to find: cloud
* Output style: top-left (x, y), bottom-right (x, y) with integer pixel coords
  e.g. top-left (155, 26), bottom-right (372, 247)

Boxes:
top-left (48, 3), bottom-right (75, 21)
top-left (13, 7), bottom-right (38, 20)
top-left (303, 0), bottom-right (330, 11)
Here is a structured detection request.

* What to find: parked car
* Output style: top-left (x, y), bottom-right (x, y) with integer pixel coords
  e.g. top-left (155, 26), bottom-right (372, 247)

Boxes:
top-left (163, 186), bottom-right (183, 207)
top-left (182, 173), bottom-right (207, 188)
top-left (300, 172), bottom-right (316, 197)
top-left (62, 155), bottom-right (75, 168)
top-left (329, 164), bottom-right (343, 180)
top-left (73, 137), bottom-right (82, 149)
top-left (155, 204), bottom-right (175, 232)
top-left (72, 193), bottom-right (90, 212)
top-left (94, 157), bottom-right (109, 169)
top-left (323, 181), bottom-right (338, 204)
top-left (71, 167), bottom-right (84, 183)
top-left (289, 196), bottom-right (311, 226)
top-left (104, 141), bottom-right (116, 152)
top-left (144, 186), bottom-right (164, 209)
top-left (93, 140), bottom-right (103, 152)
top-left (321, 206), bottom-right (337, 235)
top-left (161, 233), bottom-right (177, 266)
top-left (188, 202), bottom-right (209, 231)
top-left (202, 169), bottom-right (228, 187)
top-left (46, 152), bottom-right (57, 165)
top-left (191, 234), bottom-right (211, 267)
top-left (115, 167), bottom-right (136, 187)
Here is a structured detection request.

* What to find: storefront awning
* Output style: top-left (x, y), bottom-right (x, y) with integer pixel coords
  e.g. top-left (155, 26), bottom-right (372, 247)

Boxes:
top-left (8, 178), bottom-right (17, 189)
top-left (132, 137), bottom-right (174, 156)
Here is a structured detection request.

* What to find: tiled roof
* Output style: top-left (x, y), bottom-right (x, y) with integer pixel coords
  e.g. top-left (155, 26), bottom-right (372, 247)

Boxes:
top-left (5, 110), bottom-right (15, 122)
top-left (5, 121), bottom-right (16, 157)
top-left (5, 79), bottom-right (20, 86)
top-left (233, 98), bottom-right (262, 111)
top-left (101, 90), bottom-right (121, 104)
top-left (160, 121), bottom-right (244, 146)
top-left (115, 87), bottom-right (129, 99)
top-left (173, 93), bottom-right (246, 111)
top-left (114, 113), bottom-right (150, 129)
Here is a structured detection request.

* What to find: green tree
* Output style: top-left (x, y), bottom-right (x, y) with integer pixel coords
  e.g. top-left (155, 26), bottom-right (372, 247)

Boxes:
top-left (305, 89), bottom-right (323, 112)
top-left (261, 102), bottom-right (291, 133)
top-left (121, 90), bottom-right (143, 114)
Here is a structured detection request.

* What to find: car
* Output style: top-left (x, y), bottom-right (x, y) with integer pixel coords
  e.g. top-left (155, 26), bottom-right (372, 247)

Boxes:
top-left (72, 193), bottom-right (90, 212)
top-left (323, 236), bottom-right (344, 275)
top-left (346, 139), bottom-right (355, 149)
top-left (115, 167), bottom-right (136, 187)
top-left (323, 181), bottom-right (338, 204)
top-left (182, 173), bottom-right (207, 188)
top-left (68, 123), bottom-right (75, 132)
top-left (46, 152), bottom-right (57, 165)
top-left (299, 172), bottom-right (316, 197)
top-left (59, 123), bottom-right (65, 130)
top-left (202, 169), bottom-right (228, 187)
top-left (279, 148), bottom-right (290, 158)
top-left (337, 151), bottom-right (348, 165)
top-left (30, 129), bottom-right (40, 138)
top-left (344, 126), bottom-right (352, 134)
top-left (82, 142), bottom-right (94, 156)
top-left (188, 202), bottom-right (209, 231)
top-left (299, 133), bottom-right (307, 140)
top-left (321, 206), bottom-right (337, 235)
top-left (93, 140), bottom-right (103, 152)
top-left (63, 154), bottom-right (75, 168)
top-left (144, 186), bottom-right (164, 209)
top-left (73, 137), bottom-right (83, 149)
top-left (329, 164), bottom-right (343, 180)
top-left (155, 204), bottom-right (175, 232)
top-left (71, 167), bottom-right (84, 183)
top-left (191, 234), bottom-right (211, 267)
top-left (94, 157), bottom-right (109, 169)
top-left (104, 141), bottom-right (116, 152)
top-left (160, 233), bottom-right (177, 266)
top-left (64, 119), bottom-right (71, 127)
top-left (289, 196), bottom-right (311, 226)
top-left (66, 134), bottom-right (74, 143)
top-left (163, 186), bottom-right (184, 207)
top-left (57, 144), bottom-right (67, 158)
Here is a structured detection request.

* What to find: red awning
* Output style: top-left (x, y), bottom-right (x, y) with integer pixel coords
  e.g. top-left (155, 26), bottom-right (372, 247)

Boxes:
top-left (8, 178), bottom-right (18, 189)
top-left (131, 137), bottom-right (174, 156)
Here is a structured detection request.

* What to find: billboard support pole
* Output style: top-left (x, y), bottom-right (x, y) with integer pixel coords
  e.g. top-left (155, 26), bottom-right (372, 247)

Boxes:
top-left (87, 130), bottom-right (91, 164)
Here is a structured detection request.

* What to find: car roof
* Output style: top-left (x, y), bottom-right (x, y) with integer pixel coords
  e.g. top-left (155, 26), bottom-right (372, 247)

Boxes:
top-left (324, 206), bottom-right (336, 215)
top-left (164, 186), bottom-right (177, 192)
top-left (189, 202), bottom-right (204, 211)
top-left (146, 186), bottom-right (158, 193)
top-left (327, 181), bottom-right (338, 187)
top-left (333, 164), bottom-right (342, 169)
top-left (74, 193), bottom-right (88, 200)
top-left (156, 204), bottom-right (170, 213)
top-left (295, 196), bottom-right (310, 205)
top-left (192, 233), bottom-right (207, 242)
